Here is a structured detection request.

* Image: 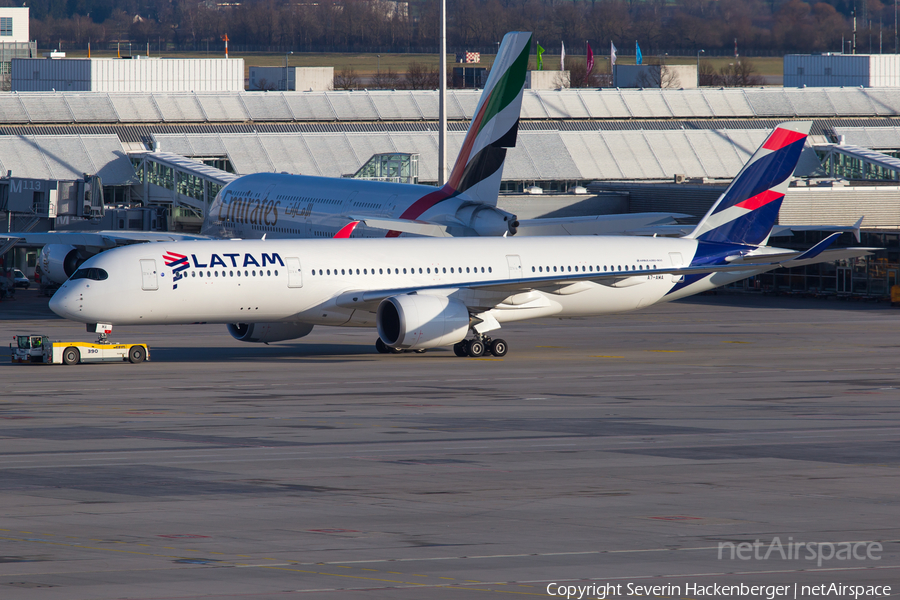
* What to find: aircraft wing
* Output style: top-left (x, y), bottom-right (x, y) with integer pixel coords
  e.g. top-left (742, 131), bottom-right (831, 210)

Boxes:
top-left (1, 231), bottom-right (210, 250)
top-left (351, 213), bottom-right (691, 238)
top-left (334, 243), bottom-right (875, 311)
top-left (349, 216), bottom-right (451, 237)
top-left (512, 213), bottom-right (691, 237)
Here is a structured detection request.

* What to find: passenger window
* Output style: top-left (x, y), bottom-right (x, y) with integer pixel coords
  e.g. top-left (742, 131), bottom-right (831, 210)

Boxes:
top-left (639, 265), bottom-right (643, 270)
top-left (274, 270), bottom-right (278, 276)
top-left (253, 270), bottom-right (257, 276)
top-left (488, 267), bottom-right (492, 273)
top-left (539, 266), bottom-right (543, 272)
top-left (419, 268), bottom-right (423, 274)
top-left (567, 266), bottom-right (571, 272)
top-left (327, 269), bottom-right (331, 275)
top-left (427, 268), bottom-right (430, 274)
top-left (214, 271), bottom-right (219, 277)
top-left (481, 267), bottom-right (484, 273)
top-left (466, 267), bottom-right (470, 273)
top-left (267, 270), bottom-right (271, 276)
top-left (532, 266), bottom-right (535, 272)
top-left (191, 272), bottom-right (196, 277)
top-left (443, 267), bottom-right (446, 273)
top-left (230, 271), bottom-right (233, 277)
top-left (379, 268), bottom-right (383, 274)
top-left (589, 265), bottom-right (593, 272)
top-left (364, 269), bottom-right (367, 274)
top-left (553, 266), bottom-right (557, 272)
top-left (403, 268), bottom-right (407, 274)
top-left (450, 267), bottom-right (454, 273)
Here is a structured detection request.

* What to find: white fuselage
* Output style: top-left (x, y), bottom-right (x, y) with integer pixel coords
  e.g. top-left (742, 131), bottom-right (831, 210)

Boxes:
top-left (50, 236), bottom-right (767, 330)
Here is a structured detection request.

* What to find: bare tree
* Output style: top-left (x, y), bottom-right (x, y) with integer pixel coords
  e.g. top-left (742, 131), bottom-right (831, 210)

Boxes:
top-left (333, 67), bottom-right (361, 90)
top-left (698, 59), bottom-right (719, 87)
top-left (405, 61), bottom-right (439, 90)
top-left (560, 57), bottom-right (602, 88)
top-left (634, 64), bottom-right (681, 89)
top-left (719, 59), bottom-right (764, 87)
top-left (370, 68), bottom-right (403, 90)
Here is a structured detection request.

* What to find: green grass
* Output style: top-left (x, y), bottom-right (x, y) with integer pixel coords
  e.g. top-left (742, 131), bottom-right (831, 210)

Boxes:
top-left (62, 50), bottom-right (784, 80)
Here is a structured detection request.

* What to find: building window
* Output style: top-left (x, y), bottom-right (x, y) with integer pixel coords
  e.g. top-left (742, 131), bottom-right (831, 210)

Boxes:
top-left (0, 17), bottom-right (12, 37)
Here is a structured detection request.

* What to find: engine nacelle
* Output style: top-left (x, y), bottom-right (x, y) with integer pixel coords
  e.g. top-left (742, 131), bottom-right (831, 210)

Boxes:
top-left (377, 294), bottom-right (469, 350)
top-left (454, 203), bottom-right (518, 237)
top-left (40, 244), bottom-right (84, 284)
top-left (227, 322), bottom-right (314, 343)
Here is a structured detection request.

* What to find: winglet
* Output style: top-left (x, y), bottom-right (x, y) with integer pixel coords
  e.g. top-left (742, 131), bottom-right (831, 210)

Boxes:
top-left (852, 216), bottom-right (863, 243)
top-left (334, 221), bottom-right (361, 239)
top-left (789, 232), bottom-right (842, 262)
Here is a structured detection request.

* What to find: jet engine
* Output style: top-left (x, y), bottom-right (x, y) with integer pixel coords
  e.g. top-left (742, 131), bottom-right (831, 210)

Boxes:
top-left (40, 244), bottom-right (85, 284)
top-left (455, 203), bottom-right (518, 237)
top-left (227, 322), bottom-right (314, 343)
top-left (376, 294), bottom-right (469, 350)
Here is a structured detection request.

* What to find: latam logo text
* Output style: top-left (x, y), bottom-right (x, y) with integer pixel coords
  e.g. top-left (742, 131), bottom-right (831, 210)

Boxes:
top-left (163, 251), bottom-right (285, 290)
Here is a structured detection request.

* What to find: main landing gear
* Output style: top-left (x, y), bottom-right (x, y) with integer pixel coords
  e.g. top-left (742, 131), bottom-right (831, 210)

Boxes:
top-left (374, 338), bottom-right (425, 354)
top-left (453, 335), bottom-right (508, 358)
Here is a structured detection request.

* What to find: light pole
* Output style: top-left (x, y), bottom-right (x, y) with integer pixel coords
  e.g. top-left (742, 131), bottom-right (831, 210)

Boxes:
top-left (284, 51), bottom-right (293, 91)
top-left (377, 54), bottom-right (381, 73)
top-left (697, 49), bottom-right (704, 87)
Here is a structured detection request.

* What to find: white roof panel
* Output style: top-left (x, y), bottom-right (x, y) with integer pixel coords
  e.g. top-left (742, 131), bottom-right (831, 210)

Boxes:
top-left (369, 92), bottom-right (423, 120)
top-left (409, 91), bottom-right (440, 119)
top-left (64, 94), bottom-right (118, 122)
top-left (108, 95), bottom-right (161, 122)
top-left (580, 91), bottom-right (631, 118)
top-left (152, 95), bottom-right (205, 122)
top-left (327, 92), bottom-right (378, 120)
top-left (661, 90), bottom-right (710, 118)
top-left (519, 133), bottom-right (580, 179)
top-left (301, 134), bottom-right (356, 177)
top-left (284, 93), bottom-right (337, 120)
top-left (196, 94), bottom-right (248, 121)
top-left (20, 95), bottom-right (73, 122)
top-left (0, 95), bottom-right (28, 123)
top-left (860, 89), bottom-right (900, 115)
top-left (520, 93), bottom-right (549, 119)
top-left (241, 93), bottom-right (293, 121)
top-left (222, 135), bottom-right (276, 174)
top-left (701, 90), bottom-right (753, 117)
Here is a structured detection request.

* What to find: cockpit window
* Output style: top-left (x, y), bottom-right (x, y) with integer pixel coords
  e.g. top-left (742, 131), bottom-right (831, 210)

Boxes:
top-left (70, 268), bottom-right (109, 281)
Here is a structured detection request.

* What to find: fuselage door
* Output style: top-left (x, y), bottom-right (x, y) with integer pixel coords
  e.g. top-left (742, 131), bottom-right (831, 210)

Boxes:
top-left (506, 255), bottom-right (523, 279)
top-left (140, 259), bottom-right (158, 291)
top-left (668, 252), bottom-right (684, 283)
top-left (285, 256), bottom-right (303, 288)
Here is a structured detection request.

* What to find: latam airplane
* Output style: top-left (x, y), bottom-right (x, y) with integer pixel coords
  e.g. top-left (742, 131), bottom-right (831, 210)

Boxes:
top-left (7, 31), bottom-right (682, 286)
top-left (49, 122), bottom-right (870, 358)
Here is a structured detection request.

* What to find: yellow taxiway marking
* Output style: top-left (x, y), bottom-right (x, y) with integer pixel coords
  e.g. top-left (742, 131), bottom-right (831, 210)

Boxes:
top-left (590, 355), bottom-right (624, 358)
top-left (645, 350), bottom-right (683, 353)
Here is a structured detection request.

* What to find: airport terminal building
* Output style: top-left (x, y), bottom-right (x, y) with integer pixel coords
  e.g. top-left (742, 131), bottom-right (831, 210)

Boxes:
top-left (2, 85), bottom-right (900, 298)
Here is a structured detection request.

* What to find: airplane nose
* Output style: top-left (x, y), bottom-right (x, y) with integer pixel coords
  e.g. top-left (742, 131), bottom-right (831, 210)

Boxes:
top-left (49, 287), bottom-right (80, 320)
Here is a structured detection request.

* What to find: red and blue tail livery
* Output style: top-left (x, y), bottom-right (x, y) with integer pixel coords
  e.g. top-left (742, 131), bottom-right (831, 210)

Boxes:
top-left (688, 121), bottom-right (811, 247)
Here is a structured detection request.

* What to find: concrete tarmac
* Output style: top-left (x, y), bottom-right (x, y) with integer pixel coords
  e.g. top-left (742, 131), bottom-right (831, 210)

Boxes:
top-left (1, 290), bottom-right (899, 599)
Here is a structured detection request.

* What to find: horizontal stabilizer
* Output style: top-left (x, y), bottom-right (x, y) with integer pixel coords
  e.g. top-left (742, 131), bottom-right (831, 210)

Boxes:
top-left (771, 216), bottom-right (864, 243)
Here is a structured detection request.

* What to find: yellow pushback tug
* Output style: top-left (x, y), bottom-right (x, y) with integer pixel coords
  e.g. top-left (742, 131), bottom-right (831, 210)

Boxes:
top-left (11, 326), bottom-right (149, 365)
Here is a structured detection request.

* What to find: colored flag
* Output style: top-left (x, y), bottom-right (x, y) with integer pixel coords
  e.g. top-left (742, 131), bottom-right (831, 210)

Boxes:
top-left (537, 44), bottom-right (545, 70)
top-left (636, 41), bottom-right (642, 65)
top-left (561, 41), bottom-right (566, 71)
top-left (586, 42), bottom-right (594, 74)
top-left (610, 41), bottom-right (617, 67)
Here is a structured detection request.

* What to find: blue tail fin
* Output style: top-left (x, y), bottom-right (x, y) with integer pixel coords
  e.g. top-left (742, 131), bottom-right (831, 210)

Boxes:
top-left (687, 121), bottom-right (811, 246)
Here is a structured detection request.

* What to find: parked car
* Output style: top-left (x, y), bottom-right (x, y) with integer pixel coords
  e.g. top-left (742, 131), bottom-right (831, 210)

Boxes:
top-left (13, 270), bottom-right (30, 289)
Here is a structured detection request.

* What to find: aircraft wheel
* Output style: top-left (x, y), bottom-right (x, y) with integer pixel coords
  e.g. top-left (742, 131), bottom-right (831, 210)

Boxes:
top-left (375, 338), bottom-right (390, 354)
top-left (414, 348), bottom-right (426, 354)
top-left (467, 339), bottom-right (485, 357)
top-left (62, 347), bottom-right (80, 365)
top-left (453, 342), bottom-right (468, 357)
top-left (128, 346), bottom-right (146, 364)
top-left (489, 339), bottom-right (508, 357)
